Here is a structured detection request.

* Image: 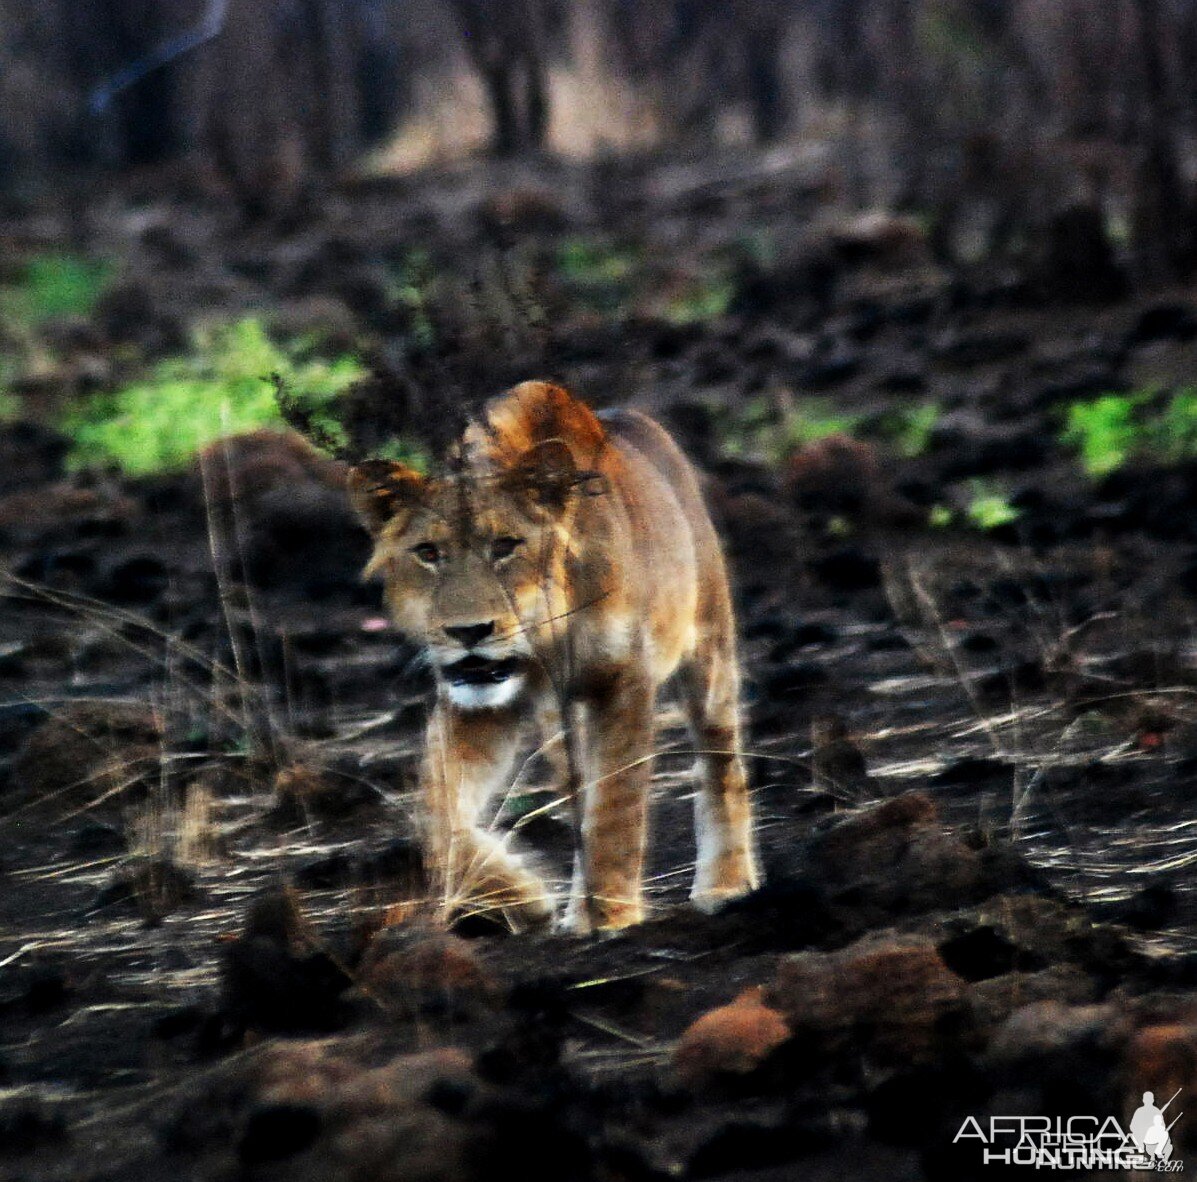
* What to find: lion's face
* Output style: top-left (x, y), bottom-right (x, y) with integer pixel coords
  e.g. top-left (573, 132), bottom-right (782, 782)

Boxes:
top-left (350, 444), bottom-right (589, 710)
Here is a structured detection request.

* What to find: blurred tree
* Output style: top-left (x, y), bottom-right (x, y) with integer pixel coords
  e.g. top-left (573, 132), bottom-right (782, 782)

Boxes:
top-left (449, 0), bottom-right (551, 155)
top-left (1129, 0), bottom-right (1192, 282)
top-left (601, 0), bottom-right (794, 147)
top-left (0, 0), bottom-right (1195, 286)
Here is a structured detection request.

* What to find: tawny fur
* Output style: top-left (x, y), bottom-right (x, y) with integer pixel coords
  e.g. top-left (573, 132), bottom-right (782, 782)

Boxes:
top-left (348, 381), bottom-right (758, 932)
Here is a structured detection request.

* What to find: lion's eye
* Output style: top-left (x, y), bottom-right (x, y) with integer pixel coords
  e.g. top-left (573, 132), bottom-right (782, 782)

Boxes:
top-left (411, 542), bottom-right (441, 566)
top-left (490, 536), bottom-right (524, 562)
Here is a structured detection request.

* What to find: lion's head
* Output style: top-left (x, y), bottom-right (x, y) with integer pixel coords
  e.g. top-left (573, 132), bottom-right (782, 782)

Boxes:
top-left (349, 383), bottom-right (609, 710)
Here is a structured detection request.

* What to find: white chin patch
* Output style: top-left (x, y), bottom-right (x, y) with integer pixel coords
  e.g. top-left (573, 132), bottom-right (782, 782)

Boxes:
top-left (446, 674), bottom-right (525, 710)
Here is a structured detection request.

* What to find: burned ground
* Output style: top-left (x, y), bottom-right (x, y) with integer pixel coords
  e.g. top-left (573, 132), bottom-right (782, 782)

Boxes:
top-left (4, 156), bottom-right (1197, 1180)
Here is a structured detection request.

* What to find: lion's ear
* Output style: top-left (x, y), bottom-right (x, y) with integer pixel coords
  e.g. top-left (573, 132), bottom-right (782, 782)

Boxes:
top-left (507, 439), bottom-right (607, 511)
top-left (347, 460), bottom-right (425, 534)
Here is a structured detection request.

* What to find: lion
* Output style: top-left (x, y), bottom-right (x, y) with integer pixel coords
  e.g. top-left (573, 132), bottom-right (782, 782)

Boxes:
top-left (348, 381), bottom-right (758, 932)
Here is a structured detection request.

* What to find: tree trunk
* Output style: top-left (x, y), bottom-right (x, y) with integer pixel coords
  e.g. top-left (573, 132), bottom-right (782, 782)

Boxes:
top-left (1131, 0), bottom-right (1189, 282)
top-left (745, 24), bottom-right (785, 143)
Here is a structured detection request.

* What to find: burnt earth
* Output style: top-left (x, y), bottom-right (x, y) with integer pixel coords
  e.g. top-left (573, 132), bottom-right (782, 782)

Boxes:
top-left (3, 156), bottom-right (1197, 1181)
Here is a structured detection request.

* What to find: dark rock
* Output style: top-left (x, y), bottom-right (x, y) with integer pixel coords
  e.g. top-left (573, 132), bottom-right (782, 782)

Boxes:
top-left (801, 342), bottom-right (862, 388)
top-left (244, 482), bottom-right (368, 601)
top-left (69, 821), bottom-right (127, 856)
top-left (1129, 303), bottom-right (1197, 345)
top-left (93, 856), bottom-right (199, 924)
top-left (11, 700), bottom-right (161, 811)
top-left (0, 1098), bottom-right (67, 1155)
top-left (1030, 204), bottom-right (1128, 304)
top-left (0, 422), bottom-right (69, 494)
top-left (931, 330), bottom-right (1030, 367)
top-left (758, 661), bottom-right (830, 700)
top-left (219, 890), bottom-right (353, 1033)
top-left (1101, 881), bottom-right (1179, 931)
top-left (867, 1062), bottom-right (990, 1148)
top-left (21, 964), bottom-right (71, 1013)
top-left (238, 1103), bottom-right (323, 1164)
top-left (769, 620), bottom-right (838, 660)
top-left (96, 554), bottom-right (169, 605)
top-left (810, 546), bottom-right (882, 592)
top-left (806, 792), bottom-right (989, 917)
top-left (938, 926), bottom-right (1036, 982)
top-left (929, 757), bottom-right (1012, 788)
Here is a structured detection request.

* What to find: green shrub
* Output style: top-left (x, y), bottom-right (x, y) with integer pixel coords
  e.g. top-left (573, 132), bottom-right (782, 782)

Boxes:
top-left (928, 504), bottom-right (954, 528)
top-left (62, 318), bottom-right (365, 475)
top-left (714, 397), bottom-right (865, 463)
top-left (966, 482), bottom-right (1020, 530)
top-left (663, 275), bottom-right (736, 326)
top-left (1, 253), bottom-right (113, 328)
top-left (558, 239), bottom-right (638, 285)
top-left (386, 249), bottom-right (436, 348)
top-left (1150, 388), bottom-right (1197, 463)
top-left (877, 402), bottom-right (941, 457)
top-left (1060, 393), bottom-right (1145, 476)
top-left (557, 238), bottom-right (640, 314)
top-left (1061, 387), bottom-right (1197, 475)
top-left (779, 402), bottom-right (863, 452)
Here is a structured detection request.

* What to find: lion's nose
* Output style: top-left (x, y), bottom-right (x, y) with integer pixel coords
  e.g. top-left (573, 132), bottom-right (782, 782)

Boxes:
top-left (444, 622), bottom-right (495, 648)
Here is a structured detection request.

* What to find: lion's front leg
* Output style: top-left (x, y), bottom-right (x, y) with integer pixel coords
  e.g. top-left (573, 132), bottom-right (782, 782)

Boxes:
top-left (562, 670), bottom-right (654, 933)
top-left (679, 640), bottom-right (759, 913)
top-left (424, 704), bottom-right (553, 932)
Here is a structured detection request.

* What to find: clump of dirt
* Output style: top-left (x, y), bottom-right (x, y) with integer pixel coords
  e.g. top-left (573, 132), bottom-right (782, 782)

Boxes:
top-left (9, 700), bottom-right (162, 811)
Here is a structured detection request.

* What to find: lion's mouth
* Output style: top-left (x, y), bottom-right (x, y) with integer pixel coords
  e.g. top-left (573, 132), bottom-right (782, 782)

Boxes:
top-left (443, 655), bottom-right (522, 688)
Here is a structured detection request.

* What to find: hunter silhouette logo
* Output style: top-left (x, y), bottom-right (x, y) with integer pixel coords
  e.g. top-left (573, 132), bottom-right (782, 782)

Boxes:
top-left (953, 1088), bottom-right (1185, 1171)
top-left (1131, 1091), bottom-right (1183, 1162)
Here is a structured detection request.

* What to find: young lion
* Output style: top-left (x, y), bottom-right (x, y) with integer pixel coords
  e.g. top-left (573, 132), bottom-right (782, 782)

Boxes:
top-left (349, 381), bottom-right (758, 932)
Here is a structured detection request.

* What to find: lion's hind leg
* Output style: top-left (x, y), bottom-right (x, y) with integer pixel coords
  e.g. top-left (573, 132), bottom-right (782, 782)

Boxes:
top-left (424, 705), bottom-right (553, 932)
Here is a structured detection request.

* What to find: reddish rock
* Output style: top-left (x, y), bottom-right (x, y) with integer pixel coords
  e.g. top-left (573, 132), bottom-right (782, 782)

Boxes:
top-left (782, 433), bottom-right (882, 512)
top-left (807, 791), bottom-right (988, 915)
top-left (971, 965), bottom-right (1098, 1031)
top-left (672, 987), bottom-right (791, 1088)
top-left (0, 481), bottom-right (139, 531)
top-left (247, 1042), bottom-right (478, 1179)
top-left (359, 932), bottom-right (499, 1014)
top-left (10, 700), bottom-right (162, 810)
top-left (987, 1001), bottom-right (1123, 1067)
top-left (193, 429), bottom-right (346, 504)
top-left (767, 932), bottom-right (970, 1064)
top-left (1124, 1023), bottom-right (1197, 1145)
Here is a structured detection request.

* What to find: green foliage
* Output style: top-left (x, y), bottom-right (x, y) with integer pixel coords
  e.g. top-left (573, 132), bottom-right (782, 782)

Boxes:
top-left (62, 318), bottom-right (365, 475)
top-left (556, 238), bottom-right (738, 324)
top-left (1060, 393), bottom-right (1146, 476)
top-left (1061, 387), bottom-right (1197, 476)
top-left (928, 504), bottom-right (954, 529)
top-left (0, 254), bottom-right (113, 328)
top-left (370, 435), bottom-right (432, 474)
top-left (966, 481), bottom-right (1021, 531)
top-left (386, 249), bottom-right (436, 348)
top-left (663, 275), bottom-right (736, 326)
top-left (558, 238), bottom-right (638, 285)
top-left (0, 389), bottom-right (19, 422)
top-left (1151, 389), bottom-right (1197, 463)
top-left (877, 402), bottom-right (941, 457)
top-left (557, 238), bottom-right (640, 315)
top-left (780, 402), bottom-right (863, 452)
top-left (714, 397), bottom-right (864, 463)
